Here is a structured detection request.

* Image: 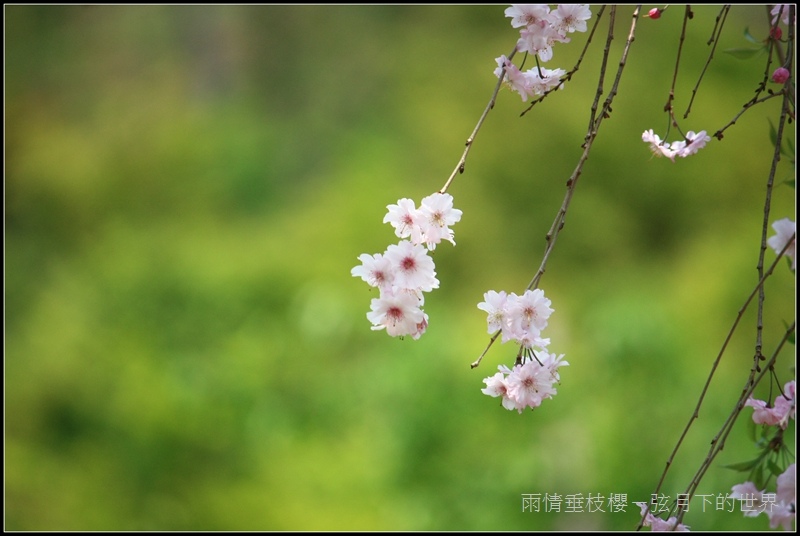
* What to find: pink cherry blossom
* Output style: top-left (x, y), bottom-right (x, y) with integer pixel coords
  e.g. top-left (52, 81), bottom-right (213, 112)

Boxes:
top-left (745, 397), bottom-right (784, 426)
top-left (551, 4), bottom-right (592, 34)
top-left (767, 218), bottom-right (796, 270)
top-left (508, 288), bottom-right (554, 337)
top-left (418, 192), bottom-right (463, 249)
top-left (351, 253), bottom-right (395, 292)
top-left (635, 503), bottom-right (691, 531)
top-left (367, 290), bottom-right (424, 337)
top-left (767, 501), bottom-right (795, 531)
top-left (540, 352), bottom-right (569, 381)
top-left (384, 240), bottom-right (439, 292)
top-left (774, 380), bottom-right (796, 428)
top-left (495, 55), bottom-right (536, 102)
top-left (384, 198), bottom-right (423, 242)
top-left (642, 129), bottom-right (677, 161)
top-left (731, 471), bottom-right (796, 531)
top-left (506, 360), bottom-right (558, 412)
top-left (674, 130), bottom-right (711, 157)
top-left (730, 482), bottom-right (766, 517)
top-left (481, 368), bottom-right (519, 411)
top-left (410, 312), bottom-right (429, 340)
top-left (477, 290), bottom-right (509, 334)
top-left (517, 22), bottom-right (568, 62)
top-left (526, 66), bottom-right (566, 95)
top-left (771, 4), bottom-right (794, 26)
top-left (504, 4), bottom-right (551, 29)
top-left (776, 463), bottom-right (795, 506)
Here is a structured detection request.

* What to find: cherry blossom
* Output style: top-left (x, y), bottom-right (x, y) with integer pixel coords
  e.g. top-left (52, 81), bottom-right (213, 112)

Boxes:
top-left (351, 253), bottom-right (395, 292)
top-left (642, 129), bottom-right (677, 161)
top-left (745, 397), bottom-right (785, 427)
top-left (480, 352), bottom-right (566, 413)
top-left (384, 198), bottom-right (423, 242)
top-left (643, 129), bottom-right (711, 160)
top-left (776, 463), bottom-right (795, 506)
top-left (410, 312), bottom-right (429, 340)
top-left (673, 130), bottom-right (711, 157)
top-left (730, 481), bottom-right (766, 517)
top-left (774, 381), bottom-right (796, 428)
top-left (384, 240), bottom-right (439, 292)
top-left (767, 218), bottom-right (796, 270)
top-left (635, 502), bottom-right (691, 532)
top-left (527, 66), bottom-right (566, 95)
top-left (504, 4), bottom-right (551, 29)
top-left (418, 192), bottom-right (463, 249)
top-left (495, 55), bottom-right (536, 102)
top-left (367, 290), bottom-right (424, 337)
top-left (507, 288), bottom-right (554, 338)
top-left (517, 21), bottom-right (568, 62)
top-left (481, 367), bottom-right (518, 411)
top-left (746, 380), bottom-right (796, 429)
top-left (551, 4), bottom-right (592, 34)
top-left (477, 290), bottom-right (509, 334)
top-left (771, 4), bottom-right (794, 26)
top-left (731, 465), bottom-right (796, 531)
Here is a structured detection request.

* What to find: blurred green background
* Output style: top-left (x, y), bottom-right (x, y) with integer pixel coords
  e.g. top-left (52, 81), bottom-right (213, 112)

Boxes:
top-left (6, 5), bottom-right (795, 531)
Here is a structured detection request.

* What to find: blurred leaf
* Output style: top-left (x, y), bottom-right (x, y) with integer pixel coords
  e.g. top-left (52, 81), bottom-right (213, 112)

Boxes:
top-left (724, 458), bottom-right (763, 472)
top-left (767, 459), bottom-right (785, 477)
top-left (723, 47), bottom-right (766, 59)
top-left (769, 119), bottom-right (778, 148)
top-left (743, 27), bottom-right (761, 45)
top-left (752, 463), bottom-right (766, 490)
top-left (768, 118), bottom-right (795, 159)
top-left (746, 417), bottom-right (757, 442)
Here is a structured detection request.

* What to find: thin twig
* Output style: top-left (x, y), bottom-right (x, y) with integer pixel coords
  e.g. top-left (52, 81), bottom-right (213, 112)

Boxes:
top-left (684, 5), bottom-right (730, 118)
top-left (439, 45), bottom-right (518, 194)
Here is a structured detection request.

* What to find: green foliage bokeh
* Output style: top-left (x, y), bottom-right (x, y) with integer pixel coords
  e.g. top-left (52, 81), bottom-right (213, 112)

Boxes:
top-left (5, 5), bottom-right (795, 531)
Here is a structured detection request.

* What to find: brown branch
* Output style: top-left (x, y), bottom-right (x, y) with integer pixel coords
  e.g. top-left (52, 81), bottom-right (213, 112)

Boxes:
top-left (439, 44), bottom-right (518, 194)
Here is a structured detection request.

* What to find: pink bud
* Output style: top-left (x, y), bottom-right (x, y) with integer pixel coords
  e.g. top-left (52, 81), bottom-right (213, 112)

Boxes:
top-left (770, 26), bottom-right (783, 40)
top-left (772, 67), bottom-right (790, 84)
top-left (648, 8), bottom-right (661, 19)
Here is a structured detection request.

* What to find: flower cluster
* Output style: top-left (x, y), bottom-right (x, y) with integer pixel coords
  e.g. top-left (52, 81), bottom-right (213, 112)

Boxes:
top-left (478, 289), bottom-right (554, 347)
top-left (634, 502), bottom-right (690, 532)
top-left (641, 129), bottom-right (711, 161)
top-left (494, 56), bottom-right (565, 103)
top-left (495, 5), bottom-right (591, 101)
top-left (746, 380), bottom-right (796, 430)
top-left (767, 217), bottom-right (796, 271)
top-left (481, 354), bottom-right (568, 413)
top-left (351, 192), bottom-right (462, 338)
top-left (729, 380), bottom-right (797, 530)
top-left (730, 463), bottom-right (796, 531)
top-left (478, 289), bottom-right (568, 412)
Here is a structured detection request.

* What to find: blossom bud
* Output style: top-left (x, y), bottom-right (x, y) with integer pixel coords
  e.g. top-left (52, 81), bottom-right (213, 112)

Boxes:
top-left (647, 8), bottom-right (661, 19)
top-left (770, 26), bottom-right (783, 40)
top-left (772, 67), bottom-right (791, 84)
